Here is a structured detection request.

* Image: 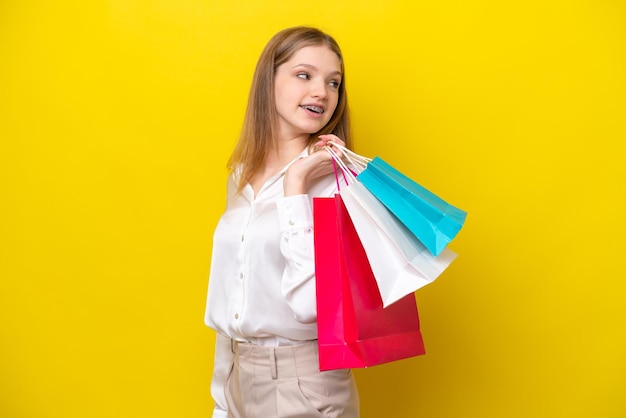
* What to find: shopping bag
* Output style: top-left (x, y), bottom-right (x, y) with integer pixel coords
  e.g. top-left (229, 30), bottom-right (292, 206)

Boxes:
top-left (341, 182), bottom-right (457, 307)
top-left (314, 195), bottom-right (426, 371)
top-left (326, 146), bottom-right (458, 307)
top-left (329, 142), bottom-right (467, 256)
top-left (358, 157), bottom-right (467, 256)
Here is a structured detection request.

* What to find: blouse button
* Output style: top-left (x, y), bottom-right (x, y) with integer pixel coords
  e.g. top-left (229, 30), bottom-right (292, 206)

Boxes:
top-left (288, 219), bottom-right (295, 226)
top-left (239, 272), bottom-right (243, 279)
top-left (241, 234), bottom-right (244, 241)
top-left (234, 313), bottom-right (239, 319)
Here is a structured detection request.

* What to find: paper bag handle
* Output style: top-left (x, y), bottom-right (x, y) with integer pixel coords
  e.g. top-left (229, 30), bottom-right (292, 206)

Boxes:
top-left (325, 144), bottom-right (363, 191)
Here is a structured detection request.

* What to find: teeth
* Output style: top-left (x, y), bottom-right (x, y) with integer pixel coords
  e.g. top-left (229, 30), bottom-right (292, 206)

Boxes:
top-left (302, 105), bottom-right (324, 114)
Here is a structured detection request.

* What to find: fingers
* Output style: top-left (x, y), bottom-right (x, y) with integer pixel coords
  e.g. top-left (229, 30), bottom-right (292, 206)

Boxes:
top-left (316, 135), bottom-right (346, 164)
top-left (315, 134), bottom-right (345, 150)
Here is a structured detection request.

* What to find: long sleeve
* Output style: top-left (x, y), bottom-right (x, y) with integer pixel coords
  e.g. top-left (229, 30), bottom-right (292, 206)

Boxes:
top-left (210, 333), bottom-right (234, 418)
top-left (276, 194), bottom-right (317, 323)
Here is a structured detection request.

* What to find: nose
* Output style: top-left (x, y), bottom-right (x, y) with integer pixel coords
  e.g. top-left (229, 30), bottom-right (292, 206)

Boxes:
top-left (310, 78), bottom-right (328, 99)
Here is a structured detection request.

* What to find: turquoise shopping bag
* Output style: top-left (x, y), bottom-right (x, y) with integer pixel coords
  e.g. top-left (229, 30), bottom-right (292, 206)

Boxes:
top-left (357, 157), bottom-right (467, 256)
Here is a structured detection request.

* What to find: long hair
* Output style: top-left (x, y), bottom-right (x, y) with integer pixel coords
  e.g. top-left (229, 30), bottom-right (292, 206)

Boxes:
top-left (228, 26), bottom-right (351, 192)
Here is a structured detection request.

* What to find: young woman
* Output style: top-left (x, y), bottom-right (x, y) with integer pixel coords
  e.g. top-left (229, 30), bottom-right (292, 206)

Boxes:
top-left (204, 27), bottom-right (360, 417)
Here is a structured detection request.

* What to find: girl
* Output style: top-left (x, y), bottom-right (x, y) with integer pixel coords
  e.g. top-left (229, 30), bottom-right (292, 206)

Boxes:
top-left (204, 27), bottom-right (360, 417)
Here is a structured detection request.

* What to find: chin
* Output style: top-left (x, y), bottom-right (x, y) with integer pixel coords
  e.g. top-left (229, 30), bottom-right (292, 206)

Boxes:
top-left (305, 122), bottom-right (330, 134)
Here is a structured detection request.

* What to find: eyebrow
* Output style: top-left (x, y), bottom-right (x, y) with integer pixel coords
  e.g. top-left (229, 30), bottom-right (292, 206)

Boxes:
top-left (292, 63), bottom-right (342, 77)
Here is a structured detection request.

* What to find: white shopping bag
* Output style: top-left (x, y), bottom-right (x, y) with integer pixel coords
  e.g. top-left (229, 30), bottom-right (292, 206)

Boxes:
top-left (328, 145), bottom-right (457, 307)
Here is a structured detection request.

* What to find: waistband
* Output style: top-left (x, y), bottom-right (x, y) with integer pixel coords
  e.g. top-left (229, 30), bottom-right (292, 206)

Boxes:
top-left (230, 338), bottom-right (320, 379)
top-left (230, 335), bottom-right (314, 348)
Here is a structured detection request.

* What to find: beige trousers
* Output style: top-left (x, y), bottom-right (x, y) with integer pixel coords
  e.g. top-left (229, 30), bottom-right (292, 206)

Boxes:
top-left (225, 340), bottom-right (359, 418)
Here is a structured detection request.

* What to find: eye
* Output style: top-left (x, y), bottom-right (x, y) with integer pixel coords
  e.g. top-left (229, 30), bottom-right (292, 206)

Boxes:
top-left (329, 80), bottom-right (341, 89)
top-left (297, 72), bottom-right (310, 80)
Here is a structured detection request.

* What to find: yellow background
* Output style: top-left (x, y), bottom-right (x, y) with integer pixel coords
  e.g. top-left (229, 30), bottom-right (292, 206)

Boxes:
top-left (1, 1), bottom-right (625, 417)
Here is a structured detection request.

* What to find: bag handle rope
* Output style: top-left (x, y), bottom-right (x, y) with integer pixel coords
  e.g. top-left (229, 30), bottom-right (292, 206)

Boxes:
top-left (325, 144), bottom-right (357, 191)
top-left (325, 142), bottom-right (371, 173)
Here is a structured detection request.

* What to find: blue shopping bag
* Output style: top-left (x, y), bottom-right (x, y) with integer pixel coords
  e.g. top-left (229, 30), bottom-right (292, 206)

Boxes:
top-left (357, 157), bottom-right (467, 256)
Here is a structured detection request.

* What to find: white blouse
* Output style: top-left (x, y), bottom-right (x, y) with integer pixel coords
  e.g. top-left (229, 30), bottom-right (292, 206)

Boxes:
top-left (204, 147), bottom-right (338, 417)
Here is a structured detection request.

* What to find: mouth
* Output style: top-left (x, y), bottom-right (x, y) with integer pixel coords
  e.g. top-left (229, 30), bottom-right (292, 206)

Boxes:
top-left (300, 105), bottom-right (325, 114)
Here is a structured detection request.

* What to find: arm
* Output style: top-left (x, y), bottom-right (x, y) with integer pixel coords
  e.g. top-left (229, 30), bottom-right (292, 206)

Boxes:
top-left (276, 195), bottom-right (319, 323)
top-left (278, 135), bottom-right (344, 323)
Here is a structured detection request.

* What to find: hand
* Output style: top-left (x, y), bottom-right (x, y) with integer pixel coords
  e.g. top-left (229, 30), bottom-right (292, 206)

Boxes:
top-left (313, 134), bottom-right (345, 153)
top-left (283, 134), bottom-right (346, 196)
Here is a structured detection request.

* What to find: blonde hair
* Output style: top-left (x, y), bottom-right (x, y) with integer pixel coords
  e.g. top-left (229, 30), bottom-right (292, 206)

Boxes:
top-left (228, 26), bottom-right (351, 192)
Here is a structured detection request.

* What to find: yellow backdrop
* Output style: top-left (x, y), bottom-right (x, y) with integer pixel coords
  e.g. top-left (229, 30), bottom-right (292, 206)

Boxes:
top-left (1, 1), bottom-right (625, 417)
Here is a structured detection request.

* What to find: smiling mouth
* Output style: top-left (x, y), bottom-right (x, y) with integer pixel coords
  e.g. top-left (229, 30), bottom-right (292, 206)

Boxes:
top-left (300, 105), bottom-right (324, 114)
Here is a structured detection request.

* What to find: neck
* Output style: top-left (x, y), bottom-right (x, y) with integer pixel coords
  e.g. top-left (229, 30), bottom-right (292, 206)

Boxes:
top-left (248, 134), bottom-right (309, 196)
top-left (265, 134), bottom-right (309, 170)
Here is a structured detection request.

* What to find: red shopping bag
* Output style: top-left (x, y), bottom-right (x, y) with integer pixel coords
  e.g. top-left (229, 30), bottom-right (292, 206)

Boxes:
top-left (314, 195), bottom-right (426, 371)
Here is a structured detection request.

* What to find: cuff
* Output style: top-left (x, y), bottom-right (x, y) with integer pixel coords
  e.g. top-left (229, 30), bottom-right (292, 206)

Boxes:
top-left (212, 408), bottom-right (228, 418)
top-left (276, 195), bottom-right (312, 233)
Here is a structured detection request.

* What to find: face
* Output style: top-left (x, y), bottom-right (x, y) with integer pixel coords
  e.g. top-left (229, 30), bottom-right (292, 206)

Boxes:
top-left (273, 45), bottom-right (342, 141)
